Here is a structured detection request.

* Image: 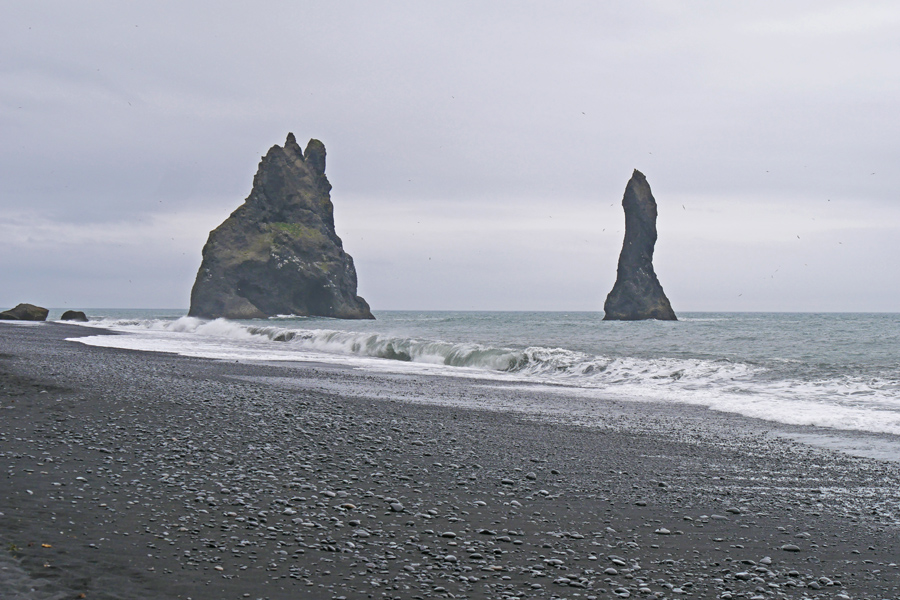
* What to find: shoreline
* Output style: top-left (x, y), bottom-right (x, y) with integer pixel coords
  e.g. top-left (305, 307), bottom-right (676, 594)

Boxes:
top-left (65, 313), bottom-right (900, 450)
top-left (249, 361), bottom-right (900, 464)
top-left (1, 322), bottom-right (898, 599)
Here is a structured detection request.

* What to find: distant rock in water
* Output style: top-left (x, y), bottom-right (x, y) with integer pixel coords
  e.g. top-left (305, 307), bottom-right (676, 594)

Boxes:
top-left (603, 170), bottom-right (677, 321)
top-left (189, 133), bottom-right (373, 320)
top-left (60, 310), bottom-right (88, 322)
top-left (0, 303), bottom-right (49, 321)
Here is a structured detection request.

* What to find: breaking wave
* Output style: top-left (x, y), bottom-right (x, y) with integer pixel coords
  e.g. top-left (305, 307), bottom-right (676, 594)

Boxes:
top-left (77, 316), bottom-right (900, 410)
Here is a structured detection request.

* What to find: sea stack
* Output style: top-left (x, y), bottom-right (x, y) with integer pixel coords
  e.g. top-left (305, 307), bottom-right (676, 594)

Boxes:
top-left (188, 133), bottom-right (373, 320)
top-left (603, 170), bottom-right (677, 321)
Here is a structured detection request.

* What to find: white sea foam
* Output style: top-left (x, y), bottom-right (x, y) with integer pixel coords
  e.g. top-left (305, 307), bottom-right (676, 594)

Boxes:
top-left (67, 315), bottom-right (900, 436)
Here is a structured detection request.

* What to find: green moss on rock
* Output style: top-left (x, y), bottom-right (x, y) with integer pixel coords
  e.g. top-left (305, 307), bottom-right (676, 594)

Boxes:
top-left (269, 222), bottom-right (329, 247)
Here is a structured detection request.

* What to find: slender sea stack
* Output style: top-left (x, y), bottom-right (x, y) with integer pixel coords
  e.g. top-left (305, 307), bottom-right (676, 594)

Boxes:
top-left (603, 170), bottom-right (677, 321)
top-left (189, 133), bottom-right (373, 320)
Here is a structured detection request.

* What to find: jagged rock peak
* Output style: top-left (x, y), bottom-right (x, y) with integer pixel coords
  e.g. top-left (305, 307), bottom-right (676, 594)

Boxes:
top-left (303, 138), bottom-right (326, 174)
top-left (603, 169), bottom-right (677, 321)
top-left (188, 133), bottom-right (373, 320)
top-left (284, 131), bottom-right (302, 155)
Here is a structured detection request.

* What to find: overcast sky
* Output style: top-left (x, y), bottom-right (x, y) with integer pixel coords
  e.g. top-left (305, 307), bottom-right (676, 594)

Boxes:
top-left (2, 2), bottom-right (899, 312)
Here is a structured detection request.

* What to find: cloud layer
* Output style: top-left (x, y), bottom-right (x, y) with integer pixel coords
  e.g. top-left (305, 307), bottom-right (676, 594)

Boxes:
top-left (2, 2), bottom-right (899, 310)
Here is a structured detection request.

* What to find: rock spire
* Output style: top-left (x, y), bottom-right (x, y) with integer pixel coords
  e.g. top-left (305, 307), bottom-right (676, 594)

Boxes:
top-left (188, 133), bottom-right (373, 320)
top-left (603, 170), bottom-right (676, 321)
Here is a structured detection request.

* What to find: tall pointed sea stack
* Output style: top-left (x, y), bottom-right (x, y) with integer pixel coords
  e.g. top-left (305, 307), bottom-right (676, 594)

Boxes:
top-left (189, 133), bottom-right (373, 320)
top-left (603, 170), bottom-right (676, 321)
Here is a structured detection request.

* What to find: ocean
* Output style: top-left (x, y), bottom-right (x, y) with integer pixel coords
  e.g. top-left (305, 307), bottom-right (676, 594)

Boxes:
top-left (54, 310), bottom-right (900, 438)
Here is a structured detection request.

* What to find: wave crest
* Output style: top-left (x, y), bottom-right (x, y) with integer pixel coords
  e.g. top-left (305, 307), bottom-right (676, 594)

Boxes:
top-left (84, 315), bottom-right (899, 407)
top-left (89, 316), bottom-right (760, 385)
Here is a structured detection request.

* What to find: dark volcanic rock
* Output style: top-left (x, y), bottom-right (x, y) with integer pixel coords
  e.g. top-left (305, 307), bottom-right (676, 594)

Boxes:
top-left (0, 303), bottom-right (49, 321)
top-left (189, 133), bottom-right (373, 320)
top-left (60, 310), bottom-right (88, 322)
top-left (603, 170), bottom-right (676, 321)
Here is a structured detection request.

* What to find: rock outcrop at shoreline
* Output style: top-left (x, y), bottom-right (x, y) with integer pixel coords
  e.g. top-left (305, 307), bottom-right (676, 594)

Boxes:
top-left (189, 133), bottom-right (373, 320)
top-left (0, 303), bottom-right (48, 321)
top-left (604, 170), bottom-right (677, 321)
top-left (60, 310), bottom-right (88, 322)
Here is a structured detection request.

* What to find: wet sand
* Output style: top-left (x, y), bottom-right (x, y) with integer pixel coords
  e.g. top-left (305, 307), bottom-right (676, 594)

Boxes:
top-left (1, 322), bottom-right (898, 600)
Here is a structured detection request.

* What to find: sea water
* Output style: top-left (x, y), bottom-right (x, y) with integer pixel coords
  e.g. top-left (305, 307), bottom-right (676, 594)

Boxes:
top-left (57, 310), bottom-right (900, 437)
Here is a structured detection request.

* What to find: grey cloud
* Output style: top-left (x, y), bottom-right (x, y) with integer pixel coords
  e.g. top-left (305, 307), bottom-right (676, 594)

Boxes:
top-left (1, 2), bottom-right (899, 309)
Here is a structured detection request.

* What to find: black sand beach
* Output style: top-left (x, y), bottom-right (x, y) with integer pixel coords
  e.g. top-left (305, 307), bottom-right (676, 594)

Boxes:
top-left (1, 322), bottom-right (898, 600)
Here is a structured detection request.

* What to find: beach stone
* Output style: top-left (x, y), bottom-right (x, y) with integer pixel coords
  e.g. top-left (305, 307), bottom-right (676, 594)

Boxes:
top-left (390, 502), bottom-right (404, 512)
top-left (781, 544), bottom-right (801, 552)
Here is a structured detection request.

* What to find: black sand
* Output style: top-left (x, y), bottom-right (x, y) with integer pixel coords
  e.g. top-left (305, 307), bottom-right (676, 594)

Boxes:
top-left (1, 322), bottom-right (898, 600)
